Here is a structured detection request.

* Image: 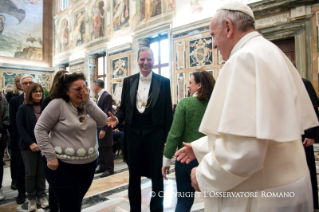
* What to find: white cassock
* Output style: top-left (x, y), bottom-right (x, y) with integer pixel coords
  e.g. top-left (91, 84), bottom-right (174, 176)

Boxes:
top-left (192, 31), bottom-right (319, 212)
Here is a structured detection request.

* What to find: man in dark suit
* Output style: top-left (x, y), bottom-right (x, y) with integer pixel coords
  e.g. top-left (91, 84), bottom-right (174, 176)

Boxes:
top-left (302, 78), bottom-right (319, 210)
top-left (107, 47), bottom-right (173, 212)
top-left (9, 74), bottom-right (34, 204)
top-left (93, 79), bottom-right (114, 178)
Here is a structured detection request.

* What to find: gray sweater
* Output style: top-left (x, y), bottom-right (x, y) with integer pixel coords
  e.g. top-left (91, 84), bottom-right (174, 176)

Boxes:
top-left (34, 98), bottom-right (108, 164)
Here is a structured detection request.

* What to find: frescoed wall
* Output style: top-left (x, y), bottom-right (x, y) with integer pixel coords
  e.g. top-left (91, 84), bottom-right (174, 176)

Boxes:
top-left (0, 0), bottom-right (43, 60)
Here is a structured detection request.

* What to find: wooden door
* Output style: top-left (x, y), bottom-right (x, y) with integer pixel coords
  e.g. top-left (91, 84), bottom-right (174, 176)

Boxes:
top-left (272, 38), bottom-right (295, 66)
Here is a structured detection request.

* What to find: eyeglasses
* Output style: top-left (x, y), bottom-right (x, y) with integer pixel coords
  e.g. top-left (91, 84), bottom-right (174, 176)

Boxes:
top-left (22, 82), bottom-right (33, 85)
top-left (70, 101), bottom-right (86, 123)
top-left (32, 90), bottom-right (43, 94)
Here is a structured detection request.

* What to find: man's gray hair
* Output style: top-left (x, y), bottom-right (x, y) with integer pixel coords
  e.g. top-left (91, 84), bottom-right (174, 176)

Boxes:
top-left (20, 74), bottom-right (34, 83)
top-left (93, 79), bottom-right (105, 88)
top-left (137, 47), bottom-right (154, 59)
top-left (213, 9), bottom-right (255, 32)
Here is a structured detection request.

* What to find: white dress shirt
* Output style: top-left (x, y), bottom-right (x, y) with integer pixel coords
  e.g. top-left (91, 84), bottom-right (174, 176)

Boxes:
top-left (136, 72), bottom-right (152, 113)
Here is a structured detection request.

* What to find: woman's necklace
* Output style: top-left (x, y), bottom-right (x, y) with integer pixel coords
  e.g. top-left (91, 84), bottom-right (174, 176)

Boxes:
top-left (69, 101), bottom-right (78, 112)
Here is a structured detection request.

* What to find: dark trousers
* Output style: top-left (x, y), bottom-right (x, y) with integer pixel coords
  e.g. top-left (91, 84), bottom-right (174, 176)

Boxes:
top-left (21, 151), bottom-right (46, 200)
top-left (43, 159), bottom-right (97, 212)
top-left (9, 127), bottom-right (17, 183)
top-left (175, 159), bottom-right (199, 212)
top-left (0, 142), bottom-right (6, 189)
top-left (98, 146), bottom-right (114, 172)
top-left (113, 131), bottom-right (124, 152)
top-left (42, 157), bottom-right (59, 212)
top-left (15, 144), bottom-right (25, 193)
top-left (126, 128), bottom-right (164, 212)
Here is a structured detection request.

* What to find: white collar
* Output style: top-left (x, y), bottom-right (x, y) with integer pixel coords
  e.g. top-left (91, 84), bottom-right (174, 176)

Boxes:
top-left (139, 72), bottom-right (153, 82)
top-left (230, 31), bottom-right (261, 58)
top-left (98, 89), bottom-right (106, 97)
top-left (192, 92), bottom-right (198, 97)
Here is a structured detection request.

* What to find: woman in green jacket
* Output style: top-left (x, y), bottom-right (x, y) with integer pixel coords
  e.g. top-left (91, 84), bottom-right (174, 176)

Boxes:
top-left (162, 71), bottom-right (215, 211)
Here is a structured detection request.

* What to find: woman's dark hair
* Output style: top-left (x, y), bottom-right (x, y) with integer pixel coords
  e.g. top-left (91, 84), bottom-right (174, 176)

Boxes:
top-left (48, 70), bottom-right (68, 97)
top-left (192, 71), bottom-right (215, 102)
top-left (24, 83), bottom-right (44, 105)
top-left (50, 72), bottom-right (86, 102)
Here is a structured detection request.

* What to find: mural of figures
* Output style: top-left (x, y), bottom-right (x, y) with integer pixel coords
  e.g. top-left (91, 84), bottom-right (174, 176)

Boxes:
top-left (164, 0), bottom-right (175, 12)
top-left (112, 57), bottom-right (129, 79)
top-left (140, 0), bottom-right (161, 22)
top-left (112, 82), bottom-right (123, 105)
top-left (189, 37), bottom-right (213, 67)
top-left (190, 0), bottom-right (204, 15)
top-left (176, 42), bottom-right (186, 70)
top-left (2, 72), bottom-right (17, 88)
top-left (60, 19), bottom-right (69, 52)
top-left (217, 50), bottom-right (225, 65)
top-left (177, 73), bottom-right (186, 102)
top-left (91, 1), bottom-right (105, 39)
top-left (0, 0), bottom-right (43, 60)
top-left (38, 74), bottom-right (50, 89)
top-left (73, 10), bottom-right (85, 46)
top-left (113, 0), bottom-right (129, 31)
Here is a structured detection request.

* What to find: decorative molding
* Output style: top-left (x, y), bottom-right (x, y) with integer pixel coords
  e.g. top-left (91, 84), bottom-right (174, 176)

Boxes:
top-left (172, 17), bottom-right (211, 37)
top-left (249, 0), bottom-right (315, 19)
top-left (0, 64), bottom-right (53, 72)
top-left (107, 43), bottom-right (132, 56)
top-left (69, 58), bottom-right (85, 66)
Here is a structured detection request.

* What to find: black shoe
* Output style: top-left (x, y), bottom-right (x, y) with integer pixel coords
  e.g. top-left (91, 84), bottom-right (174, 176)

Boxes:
top-left (100, 171), bottom-right (114, 178)
top-left (16, 192), bottom-right (25, 204)
top-left (95, 168), bottom-right (105, 174)
top-left (11, 181), bottom-right (17, 190)
top-left (114, 155), bottom-right (119, 160)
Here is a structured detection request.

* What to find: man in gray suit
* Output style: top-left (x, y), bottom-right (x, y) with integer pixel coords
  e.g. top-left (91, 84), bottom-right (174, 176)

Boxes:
top-left (93, 79), bottom-right (114, 178)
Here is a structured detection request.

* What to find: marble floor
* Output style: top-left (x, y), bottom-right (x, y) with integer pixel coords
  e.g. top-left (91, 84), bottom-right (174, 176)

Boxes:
top-left (0, 154), bottom-right (205, 212)
top-left (1, 144), bottom-right (319, 212)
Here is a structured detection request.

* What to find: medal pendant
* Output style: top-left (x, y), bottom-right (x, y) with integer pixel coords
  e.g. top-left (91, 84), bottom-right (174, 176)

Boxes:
top-left (141, 102), bottom-right (146, 107)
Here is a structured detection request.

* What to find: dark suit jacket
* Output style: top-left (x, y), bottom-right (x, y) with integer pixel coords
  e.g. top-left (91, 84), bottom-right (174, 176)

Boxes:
top-left (97, 90), bottom-right (113, 147)
top-left (116, 72), bottom-right (173, 161)
top-left (9, 94), bottom-right (24, 146)
top-left (16, 104), bottom-right (38, 150)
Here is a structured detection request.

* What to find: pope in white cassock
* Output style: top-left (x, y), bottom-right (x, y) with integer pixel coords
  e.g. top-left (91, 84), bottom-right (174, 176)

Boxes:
top-left (175, 2), bottom-right (319, 212)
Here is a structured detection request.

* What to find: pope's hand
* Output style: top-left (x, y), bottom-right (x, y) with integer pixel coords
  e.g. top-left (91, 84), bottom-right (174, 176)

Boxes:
top-left (191, 167), bottom-right (201, 192)
top-left (174, 142), bottom-right (196, 164)
top-left (107, 112), bottom-right (117, 128)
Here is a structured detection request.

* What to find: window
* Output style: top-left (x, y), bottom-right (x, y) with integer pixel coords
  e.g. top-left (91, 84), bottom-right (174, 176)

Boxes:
top-left (149, 34), bottom-right (169, 78)
top-left (60, 0), bottom-right (70, 11)
top-left (96, 54), bottom-right (106, 83)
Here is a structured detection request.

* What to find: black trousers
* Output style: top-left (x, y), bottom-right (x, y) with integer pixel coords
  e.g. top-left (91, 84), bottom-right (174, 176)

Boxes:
top-left (126, 128), bottom-right (164, 212)
top-left (15, 144), bottom-right (25, 193)
top-left (43, 159), bottom-right (97, 212)
top-left (98, 146), bottom-right (114, 172)
top-left (0, 141), bottom-right (6, 189)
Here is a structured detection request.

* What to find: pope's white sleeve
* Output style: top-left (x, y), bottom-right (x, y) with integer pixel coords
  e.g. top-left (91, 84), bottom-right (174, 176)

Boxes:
top-left (191, 135), bottom-right (215, 163)
top-left (196, 134), bottom-right (268, 192)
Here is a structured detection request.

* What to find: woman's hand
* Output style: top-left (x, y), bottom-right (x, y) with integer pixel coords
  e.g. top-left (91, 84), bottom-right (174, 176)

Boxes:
top-left (30, 143), bottom-right (40, 152)
top-left (81, 85), bottom-right (90, 102)
top-left (47, 158), bottom-right (59, 170)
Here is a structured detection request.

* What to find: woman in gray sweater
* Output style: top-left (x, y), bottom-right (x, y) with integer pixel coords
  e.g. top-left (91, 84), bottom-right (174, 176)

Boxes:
top-left (34, 72), bottom-right (108, 212)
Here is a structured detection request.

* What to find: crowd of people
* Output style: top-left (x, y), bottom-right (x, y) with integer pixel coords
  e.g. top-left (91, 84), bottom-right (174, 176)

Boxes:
top-left (0, 2), bottom-right (318, 212)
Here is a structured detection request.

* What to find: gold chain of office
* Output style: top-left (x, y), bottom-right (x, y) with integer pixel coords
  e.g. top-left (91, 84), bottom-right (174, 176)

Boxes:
top-left (136, 91), bottom-right (153, 108)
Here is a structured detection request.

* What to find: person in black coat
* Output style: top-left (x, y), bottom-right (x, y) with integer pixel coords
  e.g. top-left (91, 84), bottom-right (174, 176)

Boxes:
top-left (9, 74), bottom-right (34, 204)
top-left (302, 78), bottom-right (319, 210)
top-left (107, 47), bottom-right (173, 212)
top-left (6, 73), bottom-right (23, 190)
top-left (17, 83), bottom-right (48, 211)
